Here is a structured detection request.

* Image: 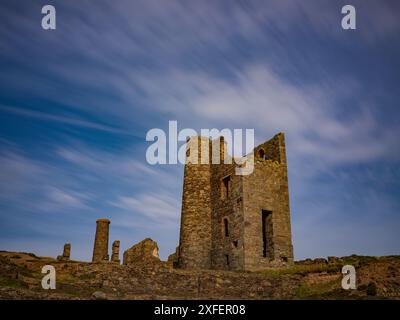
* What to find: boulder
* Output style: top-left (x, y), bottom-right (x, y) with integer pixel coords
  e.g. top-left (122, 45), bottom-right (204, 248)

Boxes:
top-left (92, 291), bottom-right (107, 300)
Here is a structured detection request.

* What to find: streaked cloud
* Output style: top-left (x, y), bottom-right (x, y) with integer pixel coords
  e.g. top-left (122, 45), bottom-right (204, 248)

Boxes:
top-left (111, 193), bottom-right (180, 222)
top-left (0, 104), bottom-right (126, 134)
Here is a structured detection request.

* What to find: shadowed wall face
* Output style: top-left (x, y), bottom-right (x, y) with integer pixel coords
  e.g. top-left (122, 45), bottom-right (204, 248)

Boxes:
top-left (242, 133), bottom-right (293, 270)
top-left (92, 219), bottom-right (110, 262)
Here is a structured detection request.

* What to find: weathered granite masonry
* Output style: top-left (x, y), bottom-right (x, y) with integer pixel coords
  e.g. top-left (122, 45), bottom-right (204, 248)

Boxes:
top-left (123, 238), bottom-right (160, 265)
top-left (178, 136), bottom-right (213, 269)
top-left (111, 240), bottom-right (120, 264)
top-left (92, 219), bottom-right (110, 262)
top-left (177, 133), bottom-right (293, 271)
top-left (57, 243), bottom-right (71, 261)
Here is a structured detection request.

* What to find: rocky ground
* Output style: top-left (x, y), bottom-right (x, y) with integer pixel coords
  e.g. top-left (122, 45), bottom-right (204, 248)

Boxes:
top-left (0, 251), bottom-right (399, 300)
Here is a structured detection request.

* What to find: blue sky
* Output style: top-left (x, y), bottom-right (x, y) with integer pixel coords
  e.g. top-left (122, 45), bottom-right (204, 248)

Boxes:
top-left (0, 0), bottom-right (399, 261)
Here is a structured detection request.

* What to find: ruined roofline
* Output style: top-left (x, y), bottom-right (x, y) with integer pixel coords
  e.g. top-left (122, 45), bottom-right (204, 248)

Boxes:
top-left (246, 132), bottom-right (285, 162)
top-left (186, 132), bottom-right (285, 164)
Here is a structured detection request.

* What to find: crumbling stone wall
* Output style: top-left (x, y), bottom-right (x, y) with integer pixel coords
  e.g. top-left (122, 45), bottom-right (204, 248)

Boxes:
top-left (123, 238), bottom-right (160, 265)
top-left (167, 246), bottom-right (179, 268)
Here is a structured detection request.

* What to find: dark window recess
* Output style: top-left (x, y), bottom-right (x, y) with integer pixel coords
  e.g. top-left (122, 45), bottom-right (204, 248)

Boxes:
top-left (225, 254), bottom-right (230, 267)
top-left (262, 210), bottom-right (272, 258)
top-left (258, 149), bottom-right (265, 159)
top-left (221, 176), bottom-right (230, 199)
top-left (232, 240), bottom-right (238, 248)
top-left (223, 218), bottom-right (229, 237)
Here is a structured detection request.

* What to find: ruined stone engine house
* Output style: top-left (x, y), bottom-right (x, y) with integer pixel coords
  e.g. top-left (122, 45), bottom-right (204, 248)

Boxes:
top-left (176, 133), bottom-right (294, 271)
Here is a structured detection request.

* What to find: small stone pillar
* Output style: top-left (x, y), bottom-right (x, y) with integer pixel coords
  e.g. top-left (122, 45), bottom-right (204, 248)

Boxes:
top-left (92, 218), bottom-right (110, 262)
top-left (63, 243), bottom-right (71, 260)
top-left (111, 240), bottom-right (120, 263)
top-left (57, 243), bottom-right (71, 261)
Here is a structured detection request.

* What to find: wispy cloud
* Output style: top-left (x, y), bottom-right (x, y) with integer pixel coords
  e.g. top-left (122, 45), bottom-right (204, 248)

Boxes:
top-left (0, 104), bottom-right (126, 134)
top-left (119, 64), bottom-right (400, 166)
top-left (0, 148), bottom-right (92, 212)
top-left (56, 145), bottom-right (180, 186)
top-left (111, 193), bottom-right (180, 222)
top-left (0, 150), bottom-right (44, 203)
top-left (37, 186), bottom-right (91, 212)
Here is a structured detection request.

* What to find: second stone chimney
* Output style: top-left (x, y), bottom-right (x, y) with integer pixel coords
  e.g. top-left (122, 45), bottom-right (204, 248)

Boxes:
top-left (92, 218), bottom-right (110, 262)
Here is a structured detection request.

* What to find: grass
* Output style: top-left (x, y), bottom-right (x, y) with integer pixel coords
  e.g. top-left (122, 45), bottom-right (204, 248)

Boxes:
top-left (293, 277), bottom-right (356, 299)
top-left (53, 282), bottom-right (93, 298)
top-left (259, 263), bottom-right (341, 278)
top-left (339, 255), bottom-right (379, 267)
top-left (259, 254), bottom-right (396, 278)
top-left (0, 276), bottom-right (26, 288)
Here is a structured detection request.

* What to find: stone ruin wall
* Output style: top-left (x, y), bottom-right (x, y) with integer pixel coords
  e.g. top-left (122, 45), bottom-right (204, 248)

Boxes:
top-left (210, 155), bottom-right (245, 270)
top-left (242, 133), bottom-right (293, 270)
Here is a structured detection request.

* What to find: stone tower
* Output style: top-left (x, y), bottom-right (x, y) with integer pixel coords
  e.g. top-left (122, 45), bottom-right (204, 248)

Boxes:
top-left (92, 218), bottom-right (110, 262)
top-left (177, 133), bottom-right (293, 271)
top-left (177, 137), bottom-right (213, 269)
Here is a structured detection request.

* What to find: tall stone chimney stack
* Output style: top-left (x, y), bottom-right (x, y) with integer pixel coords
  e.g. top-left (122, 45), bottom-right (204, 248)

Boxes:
top-left (92, 218), bottom-right (110, 262)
